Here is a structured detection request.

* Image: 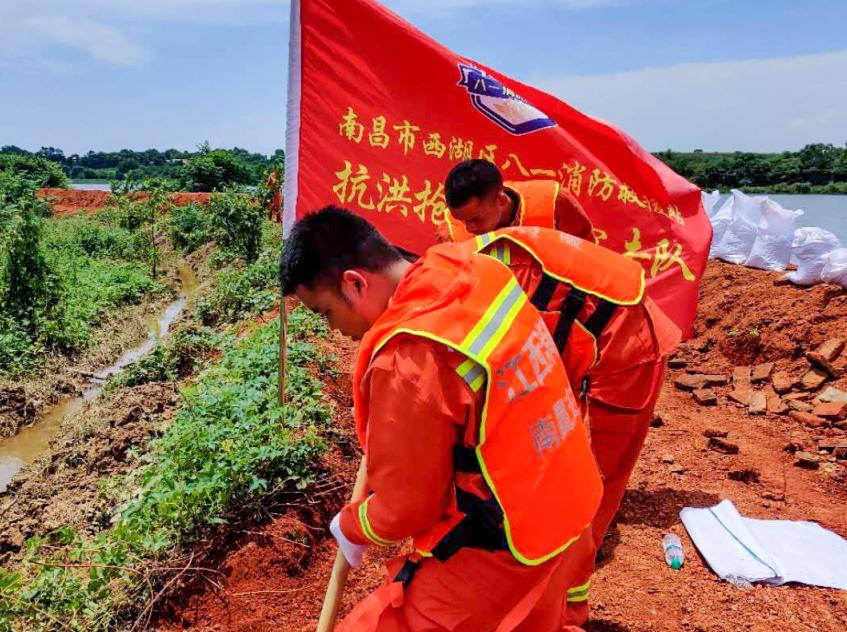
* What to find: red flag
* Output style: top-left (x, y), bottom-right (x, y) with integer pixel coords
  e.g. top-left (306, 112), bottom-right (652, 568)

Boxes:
top-left (283, 0), bottom-right (711, 336)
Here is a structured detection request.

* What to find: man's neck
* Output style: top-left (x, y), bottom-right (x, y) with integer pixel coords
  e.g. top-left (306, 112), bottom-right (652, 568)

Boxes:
top-left (500, 187), bottom-right (519, 228)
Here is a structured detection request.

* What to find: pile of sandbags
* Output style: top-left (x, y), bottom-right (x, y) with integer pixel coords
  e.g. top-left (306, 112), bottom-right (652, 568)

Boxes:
top-left (703, 190), bottom-right (845, 288)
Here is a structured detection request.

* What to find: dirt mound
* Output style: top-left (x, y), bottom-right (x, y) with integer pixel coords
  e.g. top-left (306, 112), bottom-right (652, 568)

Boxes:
top-left (689, 260), bottom-right (847, 368)
top-left (36, 189), bottom-right (211, 216)
top-left (1, 382), bottom-right (179, 554)
top-left (160, 263), bottom-right (847, 631)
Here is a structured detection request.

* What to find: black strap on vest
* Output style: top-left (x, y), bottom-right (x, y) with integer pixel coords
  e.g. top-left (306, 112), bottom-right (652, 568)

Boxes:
top-left (552, 288), bottom-right (586, 352)
top-left (530, 274), bottom-right (558, 311)
top-left (393, 559), bottom-right (420, 587)
top-left (430, 488), bottom-right (508, 562)
top-left (584, 300), bottom-right (617, 339)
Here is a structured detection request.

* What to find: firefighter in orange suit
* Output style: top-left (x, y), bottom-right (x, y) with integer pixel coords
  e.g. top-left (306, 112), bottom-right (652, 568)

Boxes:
top-left (281, 206), bottom-right (600, 631)
top-left (437, 159), bottom-right (595, 244)
top-left (441, 161), bottom-right (682, 625)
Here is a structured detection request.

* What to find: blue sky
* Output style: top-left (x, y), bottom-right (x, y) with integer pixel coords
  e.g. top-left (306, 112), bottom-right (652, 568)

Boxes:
top-left (1, 0), bottom-right (845, 155)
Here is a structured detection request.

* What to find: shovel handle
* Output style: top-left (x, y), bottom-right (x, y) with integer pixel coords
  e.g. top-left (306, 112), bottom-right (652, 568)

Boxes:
top-left (316, 457), bottom-right (368, 632)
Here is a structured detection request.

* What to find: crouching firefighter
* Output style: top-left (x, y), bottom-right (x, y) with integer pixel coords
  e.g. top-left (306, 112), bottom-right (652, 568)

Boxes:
top-left (457, 227), bottom-right (682, 626)
top-left (280, 206), bottom-right (602, 631)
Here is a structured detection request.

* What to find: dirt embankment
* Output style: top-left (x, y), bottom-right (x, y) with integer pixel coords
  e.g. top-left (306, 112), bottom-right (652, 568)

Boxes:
top-left (36, 189), bottom-right (211, 216)
top-left (155, 261), bottom-right (847, 632)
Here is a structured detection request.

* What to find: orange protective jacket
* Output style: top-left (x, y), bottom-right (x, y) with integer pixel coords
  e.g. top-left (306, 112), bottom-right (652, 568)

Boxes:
top-left (463, 228), bottom-right (681, 411)
top-left (343, 243), bottom-right (602, 566)
top-left (442, 179), bottom-right (595, 244)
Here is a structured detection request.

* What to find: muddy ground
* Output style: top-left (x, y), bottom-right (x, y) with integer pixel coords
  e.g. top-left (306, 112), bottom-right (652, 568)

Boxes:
top-left (160, 261), bottom-right (847, 632)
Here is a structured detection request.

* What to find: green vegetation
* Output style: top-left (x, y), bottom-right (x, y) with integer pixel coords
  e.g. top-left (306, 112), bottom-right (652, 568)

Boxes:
top-left (0, 174), bottom-right (167, 376)
top-left (0, 153), bottom-right (69, 190)
top-left (0, 308), bottom-right (333, 630)
top-left (1, 144), bottom-right (282, 191)
top-left (655, 143), bottom-right (847, 193)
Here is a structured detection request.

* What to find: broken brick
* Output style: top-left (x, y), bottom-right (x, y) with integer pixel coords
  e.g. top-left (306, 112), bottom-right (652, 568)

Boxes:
top-left (771, 371), bottom-right (795, 394)
top-left (788, 399), bottom-right (813, 413)
top-left (749, 391), bottom-right (767, 415)
top-left (783, 392), bottom-right (810, 402)
top-left (789, 410), bottom-right (827, 429)
top-left (806, 352), bottom-right (841, 379)
top-left (813, 401), bottom-right (847, 421)
top-left (733, 366), bottom-right (752, 384)
top-left (728, 388), bottom-right (750, 406)
top-left (708, 437), bottom-right (739, 454)
top-left (752, 362), bottom-right (775, 383)
top-left (667, 356), bottom-right (687, 369)
top-left (815, 338), bottom-right (845, 362)
top-left (703, 374), bottom-right (729, 387)
top-left (794, 452), bottom-right (820, 469)
top-left (693, 388), bottom-right (718, 406)
top-left (817, 387), bottom-right (847, 404)
top-left (799, 368), bottom-right (829, 391)
top-left (767, 395), bottom-right (788, 415)
top-left (703, 428), bottom-right (729, 438)
top-left (674, 374), bottom-right (708, 391)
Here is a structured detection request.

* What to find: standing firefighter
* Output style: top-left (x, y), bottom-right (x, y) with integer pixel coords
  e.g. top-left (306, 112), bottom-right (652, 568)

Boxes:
top-left (281, 207), bottom-right (601, 631)
top-left (438, 159), bottom-right (595, 244)
top-left (441, 163), bottom-right (682, 626)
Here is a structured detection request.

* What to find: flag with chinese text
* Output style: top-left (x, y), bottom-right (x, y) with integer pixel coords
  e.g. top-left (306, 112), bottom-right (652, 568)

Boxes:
top-left (283, 0), bottom-right (712, 336)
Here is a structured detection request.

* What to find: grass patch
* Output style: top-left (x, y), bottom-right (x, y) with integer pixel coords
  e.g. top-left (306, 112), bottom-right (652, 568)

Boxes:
top-left (0, 307), bottom-right (333, 630)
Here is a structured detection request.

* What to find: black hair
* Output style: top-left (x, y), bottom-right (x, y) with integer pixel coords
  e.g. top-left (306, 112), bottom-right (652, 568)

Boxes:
top-left (444, 159), bottom-right (503, 208)
top-left (280, 205), bottom-right (403, 295)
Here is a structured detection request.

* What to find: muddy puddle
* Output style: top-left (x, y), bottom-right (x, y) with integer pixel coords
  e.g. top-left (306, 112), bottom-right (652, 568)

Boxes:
top-left (0, 262), bottom-right (199, 492)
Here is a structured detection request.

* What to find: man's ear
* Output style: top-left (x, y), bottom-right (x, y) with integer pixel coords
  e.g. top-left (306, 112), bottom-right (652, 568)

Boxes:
top-left (340, 269), bottom-right (368, 300)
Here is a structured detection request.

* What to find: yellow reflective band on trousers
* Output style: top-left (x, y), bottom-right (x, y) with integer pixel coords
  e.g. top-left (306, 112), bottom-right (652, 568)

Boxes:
top-left (358, 496), bottom-right (397, 546)
top-left (567, 579), bottom-right (591, 602)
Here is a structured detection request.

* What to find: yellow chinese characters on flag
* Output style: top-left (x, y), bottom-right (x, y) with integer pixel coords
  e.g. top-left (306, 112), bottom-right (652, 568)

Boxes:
top-left (284, 0), bottom-right (712, 336)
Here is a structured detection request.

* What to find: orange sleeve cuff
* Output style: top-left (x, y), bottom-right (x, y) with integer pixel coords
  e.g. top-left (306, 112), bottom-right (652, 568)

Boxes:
top-left (339, 500), bottom-right (370, 546)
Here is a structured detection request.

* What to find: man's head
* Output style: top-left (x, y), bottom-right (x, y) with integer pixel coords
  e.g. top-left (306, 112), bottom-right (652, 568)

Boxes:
top-left (445, 159), bottom-right (513, 234)
top-left (280, 206), bottom-right (408, 340)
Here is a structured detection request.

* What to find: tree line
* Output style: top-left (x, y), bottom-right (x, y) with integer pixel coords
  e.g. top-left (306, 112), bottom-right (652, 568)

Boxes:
top-left (4, 142), bottom-right (847, 194)
top-left (654, 143), bottom-right (847, 193)
top-left (0, 143), bottom-right (284, 192)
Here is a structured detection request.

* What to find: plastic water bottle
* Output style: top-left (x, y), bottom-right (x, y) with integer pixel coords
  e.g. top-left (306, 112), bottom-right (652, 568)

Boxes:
top-left (662, 533), bottom-right (685, 570)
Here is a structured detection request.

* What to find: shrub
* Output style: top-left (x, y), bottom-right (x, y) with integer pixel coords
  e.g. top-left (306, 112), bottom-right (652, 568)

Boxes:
top-left (195, 249), bottom-right (277, 325)
top-left (0, 153), bottom-right (69, 189)
top-left (168, 203), bottom-right (215, 253)
top-left (206, 188), bottom-right (263, 263)
top-left (178, 149), bottom-right (252, 192)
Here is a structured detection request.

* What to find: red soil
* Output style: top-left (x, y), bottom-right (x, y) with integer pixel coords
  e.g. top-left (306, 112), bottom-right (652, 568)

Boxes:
top-left (36, 188), bottom-right (210, 216)
top-left (160, 262), bottom-right (847, 631)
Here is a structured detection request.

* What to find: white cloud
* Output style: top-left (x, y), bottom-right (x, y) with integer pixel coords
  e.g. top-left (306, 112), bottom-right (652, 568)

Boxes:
top-left (23, 16), bottom-right (145, 66)
top-left (0, 0), bottom-right (289, 67)
top-left (534, 50), bottom-right (847, 151)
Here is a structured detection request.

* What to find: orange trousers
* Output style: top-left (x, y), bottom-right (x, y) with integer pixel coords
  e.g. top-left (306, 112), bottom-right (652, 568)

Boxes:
top-left (337, 528), bottom-right (593, 632)
top-left (563, 379), bottom-right (665, 626)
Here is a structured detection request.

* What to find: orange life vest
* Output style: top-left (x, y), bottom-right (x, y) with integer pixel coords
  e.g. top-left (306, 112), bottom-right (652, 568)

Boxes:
top-left (353, 244), bottom-right (602, 566)
top-left (444, 180), bottom-right (560, 243)
top-left (461, 228), bottom-right (647, 397)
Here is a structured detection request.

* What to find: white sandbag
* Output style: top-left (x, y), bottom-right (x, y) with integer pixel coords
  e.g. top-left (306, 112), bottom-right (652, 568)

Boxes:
top-left (821, 248), bottom-right (847, 288)
top-left (708, 193), bottom-right (736, 256)
top-left (745, 199), bottom-right (803, 271)
top-left (711, 190), bottom-right (765, 264)
top-left (785, 227), bottom-right (842, 286)
top-left (702, 190), bottom-right (721, 216)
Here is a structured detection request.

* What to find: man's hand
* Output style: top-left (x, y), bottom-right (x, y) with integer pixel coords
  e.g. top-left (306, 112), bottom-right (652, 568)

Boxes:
top-left (330, 513), bottom-right (367, 567)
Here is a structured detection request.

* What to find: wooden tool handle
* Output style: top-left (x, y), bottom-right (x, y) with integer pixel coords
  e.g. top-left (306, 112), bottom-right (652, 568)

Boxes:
top-left (316, 457), bottom-right (368, 632)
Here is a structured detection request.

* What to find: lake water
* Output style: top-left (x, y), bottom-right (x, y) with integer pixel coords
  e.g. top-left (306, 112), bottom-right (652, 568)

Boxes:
top-left (71, 182), bottom-right (111, 191)
top-left (714, 193), bottom-right (847, 242)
